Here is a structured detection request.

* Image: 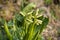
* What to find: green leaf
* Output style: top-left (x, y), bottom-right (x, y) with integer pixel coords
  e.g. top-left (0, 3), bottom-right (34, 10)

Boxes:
top-left (22, 3), bottom-right (36, 13)
top-left (45, 0), bottom-right (52, 5)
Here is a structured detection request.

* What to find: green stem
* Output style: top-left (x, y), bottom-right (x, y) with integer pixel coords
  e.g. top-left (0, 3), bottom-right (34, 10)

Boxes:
top-left (34, 32), bottom-right (40, 40)
top-left (28, 17), bottom-right (36, 40)
top-left (28, 23), bottom-right (35, 40)
top-left (4, 21), bottom-right (12, 40)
